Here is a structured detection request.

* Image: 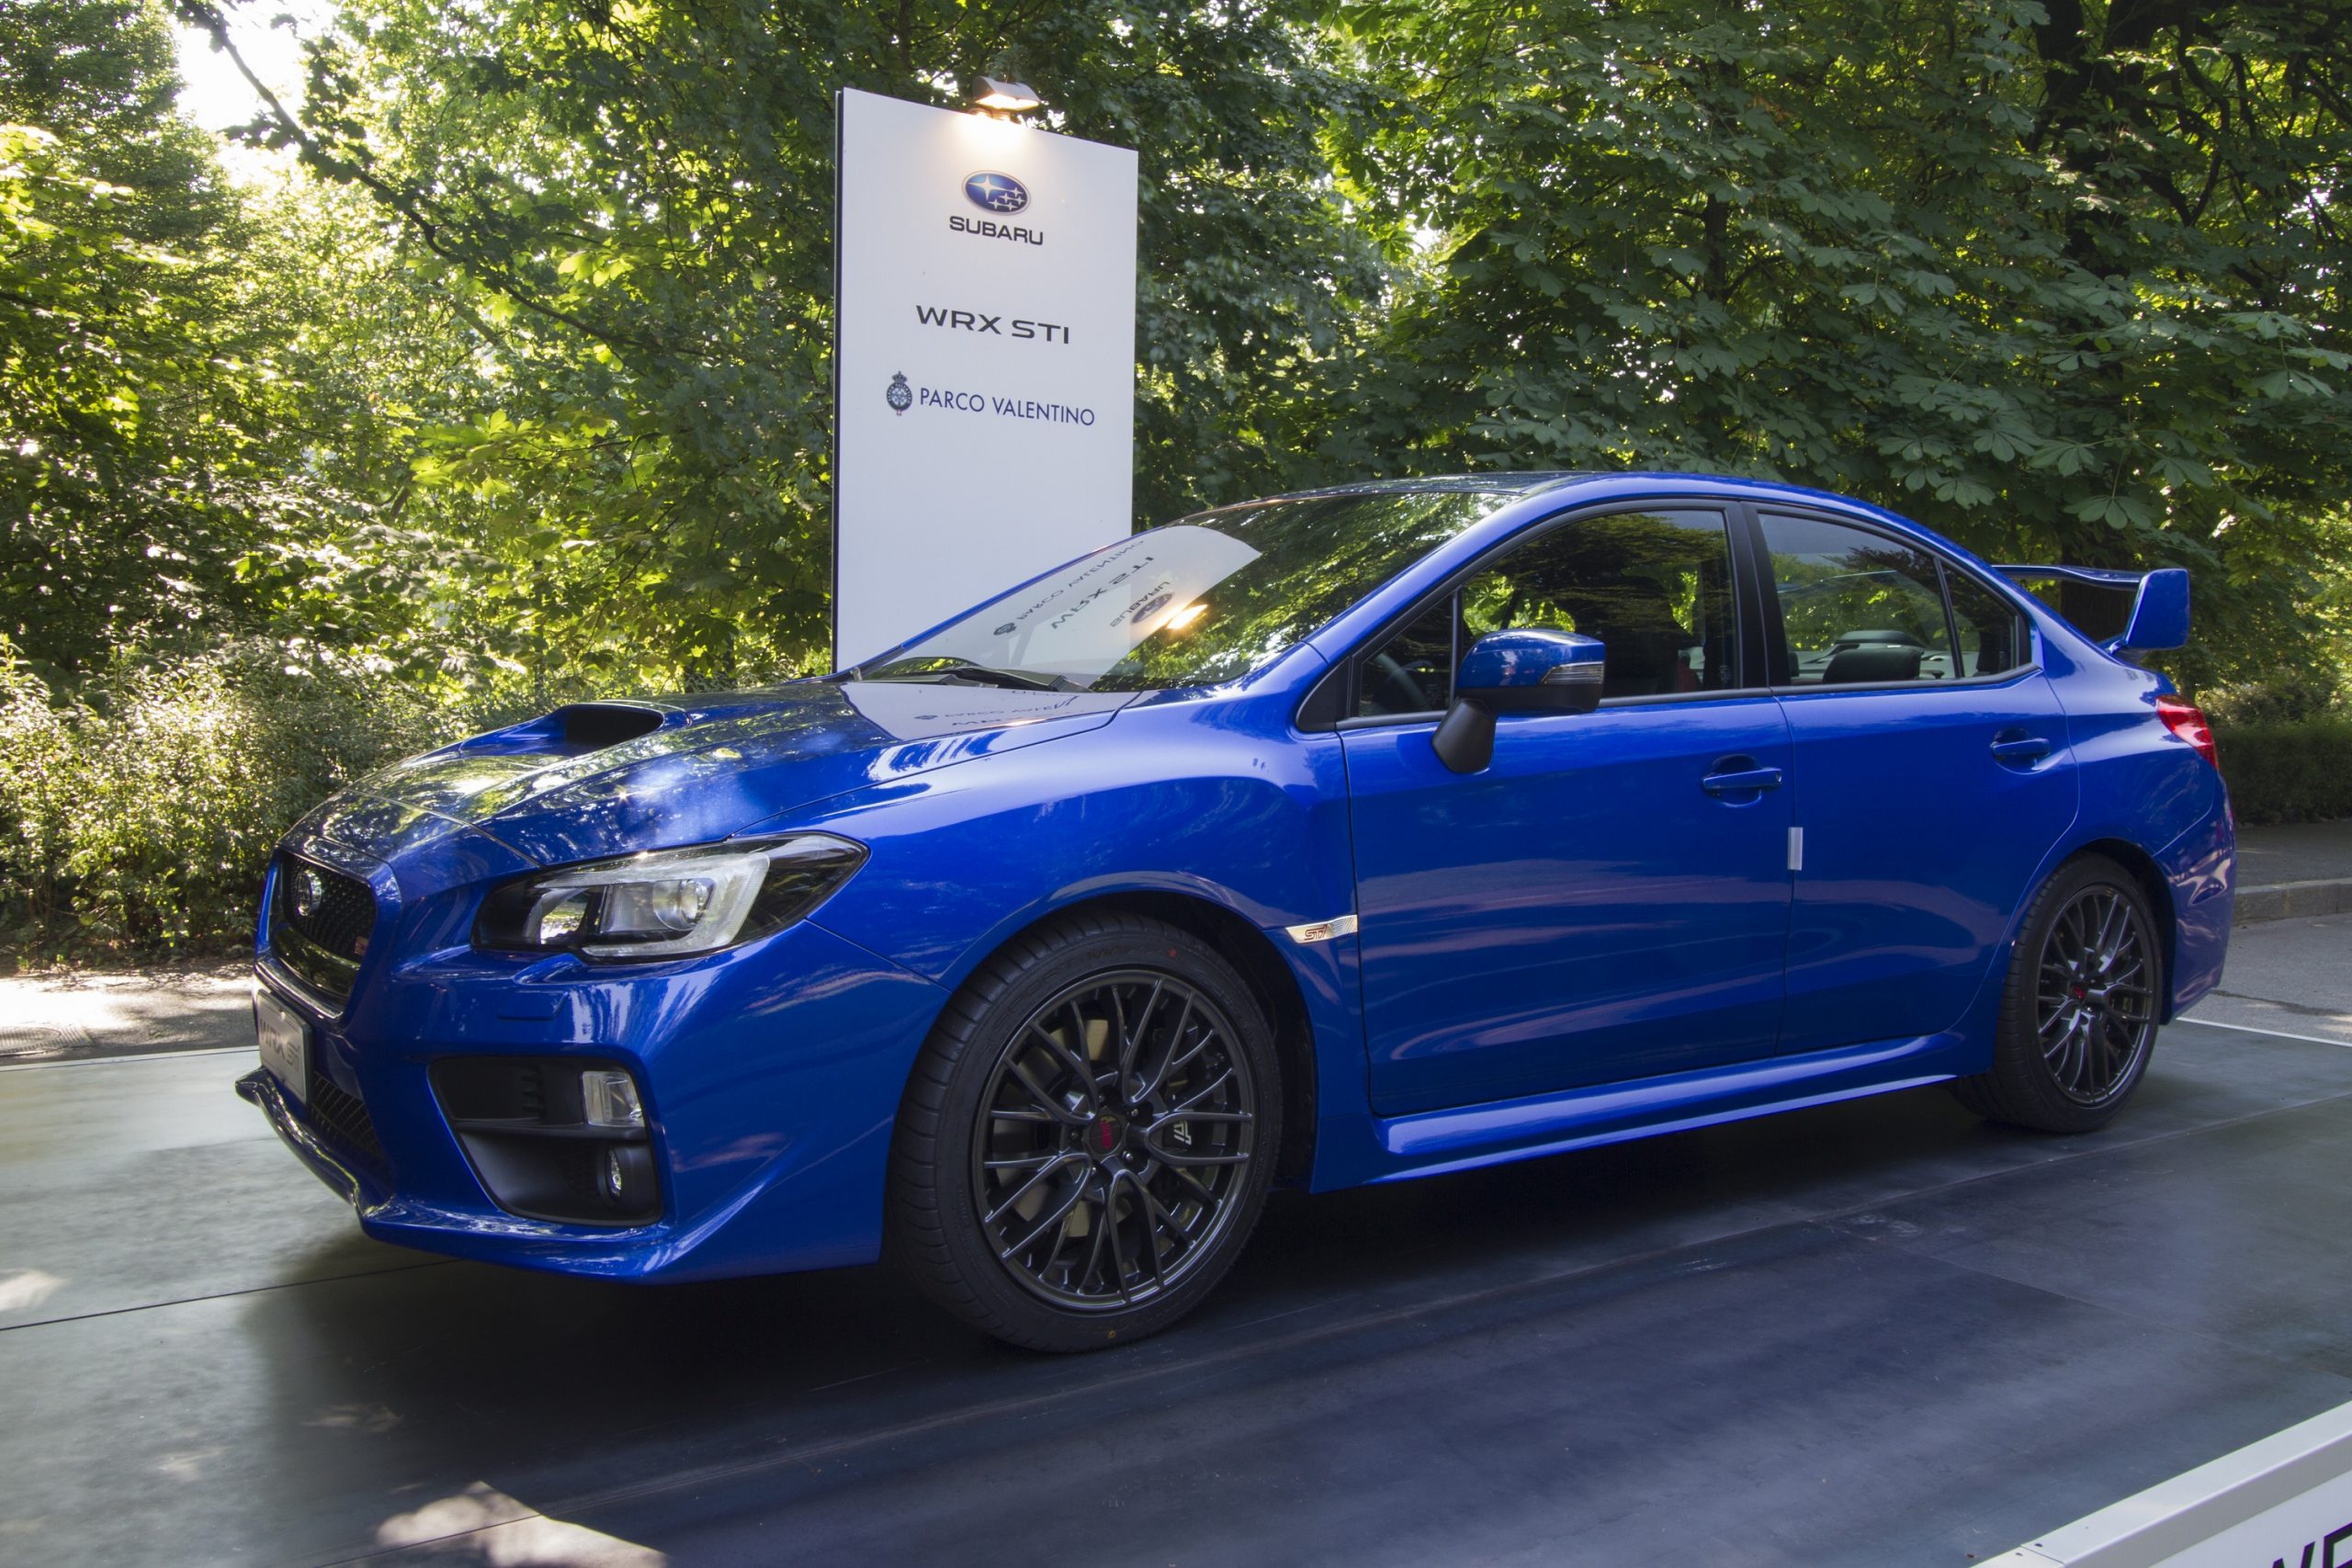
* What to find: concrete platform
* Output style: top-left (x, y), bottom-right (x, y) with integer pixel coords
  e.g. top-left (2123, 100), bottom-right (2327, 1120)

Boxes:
top-left (2188, 912), bottom-right (2352, 1045)
top-left (3, 1011), bottom-right (2351, 1565)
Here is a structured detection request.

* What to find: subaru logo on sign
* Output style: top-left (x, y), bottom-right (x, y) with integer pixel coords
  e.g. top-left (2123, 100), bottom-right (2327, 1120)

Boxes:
top-left (964, 171), bottom-right (1029, 214)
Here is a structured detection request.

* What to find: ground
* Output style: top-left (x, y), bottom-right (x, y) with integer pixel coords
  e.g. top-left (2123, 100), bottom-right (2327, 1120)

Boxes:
top-left (0, 905), bottom-right (2346, 1563)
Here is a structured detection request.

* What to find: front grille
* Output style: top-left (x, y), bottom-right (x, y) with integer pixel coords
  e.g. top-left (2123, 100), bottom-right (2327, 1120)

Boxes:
top-left (306, 1060), bottom-right (385, 1168)
top-left (271, 854), bottom-right (376, 1003)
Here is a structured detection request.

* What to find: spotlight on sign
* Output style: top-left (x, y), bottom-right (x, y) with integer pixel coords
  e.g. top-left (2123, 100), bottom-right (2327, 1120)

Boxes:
top-left (971, 76), bottom-right (1044, 114)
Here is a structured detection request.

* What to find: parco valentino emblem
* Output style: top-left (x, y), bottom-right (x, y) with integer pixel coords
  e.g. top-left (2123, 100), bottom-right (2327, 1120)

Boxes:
top-left (886, 371), bottom-right (912, 414)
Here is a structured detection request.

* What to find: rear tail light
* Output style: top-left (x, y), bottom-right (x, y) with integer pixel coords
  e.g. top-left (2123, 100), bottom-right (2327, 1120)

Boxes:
top-left (2155, 696), bottom-right (2219, 769)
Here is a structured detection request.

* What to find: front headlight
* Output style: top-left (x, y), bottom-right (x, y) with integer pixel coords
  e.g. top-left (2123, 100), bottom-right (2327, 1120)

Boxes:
top-left (473, 834), bottom-right (867, 961)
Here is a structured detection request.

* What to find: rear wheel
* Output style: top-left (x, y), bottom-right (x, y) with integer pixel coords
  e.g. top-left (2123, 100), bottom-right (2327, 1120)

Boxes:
top-left (888, 911), bottom-right (1281, 1351)
top-left (1950, 854), bottom-right (2163, 1133)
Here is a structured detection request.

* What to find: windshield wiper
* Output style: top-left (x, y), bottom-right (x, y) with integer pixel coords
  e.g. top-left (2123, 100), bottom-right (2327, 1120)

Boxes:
top-left (867, 661), bottom-right (1080, 693)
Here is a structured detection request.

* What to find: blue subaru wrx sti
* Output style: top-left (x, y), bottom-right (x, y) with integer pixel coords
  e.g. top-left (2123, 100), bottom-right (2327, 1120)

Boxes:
top-left (242, 474), bottom-right (2233, 1349)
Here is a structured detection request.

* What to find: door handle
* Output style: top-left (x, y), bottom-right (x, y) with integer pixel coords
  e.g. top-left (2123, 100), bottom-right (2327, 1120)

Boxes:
top-left (1701, 765), bottom-right (1785, 796)
top-left (1990, 734), bottom-right (2052, 765)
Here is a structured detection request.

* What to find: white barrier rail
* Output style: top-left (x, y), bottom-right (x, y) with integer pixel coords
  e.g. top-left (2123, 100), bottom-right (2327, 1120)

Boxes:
top-left (1992, 1400), bottom-right (2352, 1567)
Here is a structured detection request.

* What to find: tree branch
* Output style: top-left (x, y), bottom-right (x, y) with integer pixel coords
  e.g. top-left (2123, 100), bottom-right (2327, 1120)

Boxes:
top-left (172, 1), bottom-right (679, 360)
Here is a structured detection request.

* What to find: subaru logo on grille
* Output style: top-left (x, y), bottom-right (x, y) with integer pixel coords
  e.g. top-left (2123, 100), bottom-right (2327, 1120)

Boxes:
top-left (964, 171), bottom-right (1028, 214)
top-left (293, 866), bottom-right (325, 920)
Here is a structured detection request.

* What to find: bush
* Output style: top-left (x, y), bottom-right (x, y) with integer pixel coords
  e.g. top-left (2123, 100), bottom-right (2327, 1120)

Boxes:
top-left (2200, 669), bottom-right (2346, 728)
top-left (0, 640), bottom-right (465, 961)
top-left (0, 636), bottom-right (791, 965)
top-left (2215, 720), bottom-right (2352, 827)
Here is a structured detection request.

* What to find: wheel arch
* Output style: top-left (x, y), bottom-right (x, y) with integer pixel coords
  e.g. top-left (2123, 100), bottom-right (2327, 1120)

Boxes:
top-left (922, 888), bottom-right (1321, 1184)
top-left (2060, 837), bottom-right (2180, 1021)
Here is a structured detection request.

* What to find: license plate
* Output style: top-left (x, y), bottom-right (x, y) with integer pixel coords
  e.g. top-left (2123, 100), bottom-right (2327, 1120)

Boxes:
top-left (254, 987), bottom-right (310, 1105)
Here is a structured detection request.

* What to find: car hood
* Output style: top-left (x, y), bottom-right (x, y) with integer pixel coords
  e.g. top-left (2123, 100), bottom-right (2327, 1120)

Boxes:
top-left (294, 681), bottom-right (1137, 868)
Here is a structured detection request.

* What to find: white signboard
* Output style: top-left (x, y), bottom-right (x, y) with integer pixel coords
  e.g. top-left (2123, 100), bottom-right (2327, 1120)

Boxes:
top-left (832, 89), bottom-right (1138, 669)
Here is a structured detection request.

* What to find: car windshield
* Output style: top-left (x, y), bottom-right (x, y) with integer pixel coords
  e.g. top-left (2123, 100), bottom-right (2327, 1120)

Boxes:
top-left (860, 490), bottom-right (1512, 693)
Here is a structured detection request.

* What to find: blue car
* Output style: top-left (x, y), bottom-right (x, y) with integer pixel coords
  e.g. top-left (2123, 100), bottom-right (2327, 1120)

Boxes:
top-left (241, 473), bottom-right (2233, 1350)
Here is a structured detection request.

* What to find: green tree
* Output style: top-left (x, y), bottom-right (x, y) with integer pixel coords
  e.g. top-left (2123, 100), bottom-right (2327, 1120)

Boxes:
top-left (180, 0), bottom-right (1378, 686)
top-left (1319, 0), bottom-right (2352, 687)
top-left (0, 0), bottom-right (277, 680)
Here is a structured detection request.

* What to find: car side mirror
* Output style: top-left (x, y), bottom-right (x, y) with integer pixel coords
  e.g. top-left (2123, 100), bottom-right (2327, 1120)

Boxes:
top-left (1431, 629), bottom-right (1606, 773)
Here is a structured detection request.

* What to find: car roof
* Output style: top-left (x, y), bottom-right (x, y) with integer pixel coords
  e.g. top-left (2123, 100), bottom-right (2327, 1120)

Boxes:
top-left (1247, 469), bottom-right (1965, 553)
top-left (1259, 470), bottom-right (1885, 510)
top-left (1254, 473), bottom-right (1602, 500)
top-left (1251, 469), bottom-right (2065, 684)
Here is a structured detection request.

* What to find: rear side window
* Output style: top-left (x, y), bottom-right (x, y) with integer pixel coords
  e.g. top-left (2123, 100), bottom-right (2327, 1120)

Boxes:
top-left (1354, 509), bottom-right (1742, 716)
top-left (1760, 513), bottom-right (1956, 685)
top-left (1946, 570), bottom-right (2031, 676)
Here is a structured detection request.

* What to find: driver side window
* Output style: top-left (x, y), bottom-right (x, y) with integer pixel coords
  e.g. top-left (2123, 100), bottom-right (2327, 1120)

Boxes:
top-left (1355, 598), bottom-right (1457, 718)
top-left (1354, 509), bottom-right (1741, 717)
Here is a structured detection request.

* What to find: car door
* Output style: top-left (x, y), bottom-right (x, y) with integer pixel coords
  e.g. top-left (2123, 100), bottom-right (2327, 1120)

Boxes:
top-left (1755, 509), bottom-right (2078, 1051)
top-left (1340, 505), bottom-right (1796, 1117)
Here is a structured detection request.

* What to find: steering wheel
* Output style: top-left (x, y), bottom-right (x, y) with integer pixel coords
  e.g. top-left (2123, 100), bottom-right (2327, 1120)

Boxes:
top-left (1370, 652), bottom-right (1434, 715)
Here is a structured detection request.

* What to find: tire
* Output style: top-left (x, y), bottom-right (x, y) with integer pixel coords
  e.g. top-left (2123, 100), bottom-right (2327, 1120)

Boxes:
top-left (888, 910), bottom-right (1283, 1352)
top-left (1949, 854), bottom-right (2164, 1134)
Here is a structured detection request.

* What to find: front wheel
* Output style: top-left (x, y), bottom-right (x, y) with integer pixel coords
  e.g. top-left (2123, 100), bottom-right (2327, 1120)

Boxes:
top-left (1950, 854), bottom-right (2164, 1134)
top-left (888, 911), bottom-right (1282, 1351)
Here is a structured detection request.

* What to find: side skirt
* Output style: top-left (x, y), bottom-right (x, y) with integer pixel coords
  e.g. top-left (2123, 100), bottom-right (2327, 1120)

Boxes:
top-left (1367, 1032), bottom-right (1976, 1184)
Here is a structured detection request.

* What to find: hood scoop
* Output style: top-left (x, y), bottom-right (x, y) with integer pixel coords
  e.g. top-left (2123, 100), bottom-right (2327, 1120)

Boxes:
top-left (469, 703), bottom-right (670, 758)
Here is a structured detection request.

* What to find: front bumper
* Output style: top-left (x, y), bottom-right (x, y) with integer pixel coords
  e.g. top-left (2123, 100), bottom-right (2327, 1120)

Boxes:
top-left (243, 914), bottom-right (952, 1283)
top-left (237, 1066), bottom-right (371, 1208)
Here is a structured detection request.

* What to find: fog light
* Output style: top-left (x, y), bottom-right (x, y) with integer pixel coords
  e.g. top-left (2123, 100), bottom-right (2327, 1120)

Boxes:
top-left (581, 1068), bottom-right (644, 1129)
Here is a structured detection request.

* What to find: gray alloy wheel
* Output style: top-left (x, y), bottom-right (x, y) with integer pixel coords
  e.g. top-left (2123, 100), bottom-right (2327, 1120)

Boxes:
top-left (888, 909), bottom-right (1283, 1352)
top-left (1950, 854), bottom-right (2163, 1134)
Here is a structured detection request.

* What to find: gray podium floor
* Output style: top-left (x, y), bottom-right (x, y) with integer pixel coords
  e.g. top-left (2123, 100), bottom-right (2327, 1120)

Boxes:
top-left (4, 1014), bottom-right (2351, 1566)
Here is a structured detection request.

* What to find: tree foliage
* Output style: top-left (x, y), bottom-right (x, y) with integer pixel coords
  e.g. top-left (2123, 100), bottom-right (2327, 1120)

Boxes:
top-left (8, 0), bottom-right (2352, 696)
top-left (170, 0), bottom-right (1377, 687)
top-left (6, 0), bottom-right (2352, 955)
top-left (1318, 0), bottom-right (2352, 686)
top-left (14, 0), bottom-right (2333, 700)
top-left (0, 0), bottom-right (270, 680)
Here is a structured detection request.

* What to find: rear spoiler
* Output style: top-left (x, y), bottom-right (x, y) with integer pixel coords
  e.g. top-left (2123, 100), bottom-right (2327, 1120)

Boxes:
top-left (1993, 563), bottom-right (2189, 655)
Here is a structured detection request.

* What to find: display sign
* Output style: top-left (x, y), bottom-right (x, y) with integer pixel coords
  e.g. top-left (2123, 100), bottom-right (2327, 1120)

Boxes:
top-left (832, 88), bottom-right (1138, 669)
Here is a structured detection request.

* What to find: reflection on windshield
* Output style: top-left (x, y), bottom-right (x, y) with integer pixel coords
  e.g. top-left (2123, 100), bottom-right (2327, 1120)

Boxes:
top-left (862, 491), bottom-right (1510, 694)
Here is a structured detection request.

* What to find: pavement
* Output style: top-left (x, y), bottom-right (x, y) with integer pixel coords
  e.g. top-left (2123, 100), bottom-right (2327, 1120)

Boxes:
top-left (2189, 911), bottom-right (2352, 1045)
top-left (0, 1007), bottom-right (2348, 1562)
top-left (0, 841), bottom-right (2345, 1563)
top-left (0, 962), bottom-right (250, 1063)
